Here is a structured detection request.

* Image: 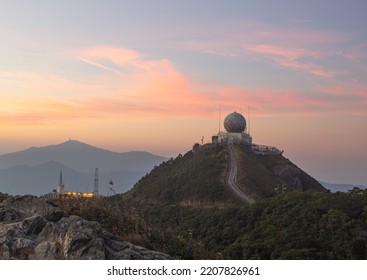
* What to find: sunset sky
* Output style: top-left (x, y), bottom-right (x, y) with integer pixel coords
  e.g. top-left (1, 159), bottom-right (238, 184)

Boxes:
top-left (1, 0), bottom-right (366, 185)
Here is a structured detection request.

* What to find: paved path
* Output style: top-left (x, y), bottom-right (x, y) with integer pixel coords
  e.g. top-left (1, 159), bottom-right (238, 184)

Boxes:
top-left (227, 144), bottom-right (255, 204)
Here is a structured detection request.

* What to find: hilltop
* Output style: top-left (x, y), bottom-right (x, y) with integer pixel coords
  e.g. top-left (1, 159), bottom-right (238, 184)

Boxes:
top-left (124, 143), bottom-right (325, 206)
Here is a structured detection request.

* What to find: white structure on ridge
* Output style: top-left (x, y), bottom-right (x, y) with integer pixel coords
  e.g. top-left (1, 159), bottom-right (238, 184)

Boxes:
top-left (57, 171), bottom-right (65, 195)
top-left (212, 111), bottom-right (252, 144)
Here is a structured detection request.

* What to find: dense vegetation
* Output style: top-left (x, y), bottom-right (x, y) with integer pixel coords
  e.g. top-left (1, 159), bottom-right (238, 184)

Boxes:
top-left (125, 144), bottom-right (240, 205)
top-left (55, 188), bottom-right (367, 260)
top-left (52, 144), bottom-right (365, 259)
top-left (236, 146), bottom-right (325, 198)
top-left (125, 143), bottom-right (324, 205)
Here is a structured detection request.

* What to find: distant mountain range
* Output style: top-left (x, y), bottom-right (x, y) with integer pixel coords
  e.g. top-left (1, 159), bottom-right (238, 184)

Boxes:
top-left (0, 140), bottom-right (167, 195)
top-left (320, 181), bottom-right (367, 192)
top-left (1, 140), bottom-right (363, 196)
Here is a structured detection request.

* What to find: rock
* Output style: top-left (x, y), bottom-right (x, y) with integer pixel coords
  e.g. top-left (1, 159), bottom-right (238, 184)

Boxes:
top-left (0, 208), bottom-right (22, 223)
top-left (0, 195), bottom-right (171, 260)
top-left (273, 164), bottom-right (303, 190)
top-left (36, 222), bottom-right (63, 244)
top-left (32, 241), bottom-right (57, 260)
top-left (0, 192), bottom-right (10, 203)
top-left (129, 243), bottom-right (172, 260)
top-left (21, 215), bottom-right (47, 235)
top-left (273, 164), bottom-right (300, 177)
top-left (1, 195), bottom-right (64, 222)
top-left (0, 227), bottom-right (35, 260)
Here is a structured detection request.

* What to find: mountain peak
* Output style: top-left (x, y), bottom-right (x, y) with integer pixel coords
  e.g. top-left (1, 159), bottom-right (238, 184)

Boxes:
top-left (53, 140), bottom-right (101, 151)
top-left (60, 139), bottom-right (83, 145)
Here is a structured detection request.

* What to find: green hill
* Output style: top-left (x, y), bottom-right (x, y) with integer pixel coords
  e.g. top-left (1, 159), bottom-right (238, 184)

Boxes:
top-left (53, 143), bottom-right (366, 260)
top-left (124, 143), bottom-right (324, 205)
top-left (124, 144), bottom-right (233, 205)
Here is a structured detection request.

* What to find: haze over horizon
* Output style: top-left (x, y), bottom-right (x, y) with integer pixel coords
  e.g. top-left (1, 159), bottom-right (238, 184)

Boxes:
top-left (1, 1), bottom-right (366, 186)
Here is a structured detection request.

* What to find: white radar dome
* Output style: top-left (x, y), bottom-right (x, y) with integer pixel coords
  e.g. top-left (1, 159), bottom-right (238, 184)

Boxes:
top-left (224, 112), bottom-right (247, 133)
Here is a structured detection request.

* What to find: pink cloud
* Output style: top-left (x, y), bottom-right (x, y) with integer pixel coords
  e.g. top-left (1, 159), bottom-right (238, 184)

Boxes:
top-left (2, 79), bottom-right (366, 128)
top-left (179, 20), bottom-right (356, 79)
top-left (2, 45), bottom-right (367, 129)
top-left (181, 20), bottom-right (352, 53)
top-left (245, 44), bottom-right (322, 60)
top-left (245, 44), bottom-right (335, 78)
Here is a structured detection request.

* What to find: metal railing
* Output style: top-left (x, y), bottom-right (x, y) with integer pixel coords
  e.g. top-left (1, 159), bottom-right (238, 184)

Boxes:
top-left (251, 144), bottom-right (283, 155)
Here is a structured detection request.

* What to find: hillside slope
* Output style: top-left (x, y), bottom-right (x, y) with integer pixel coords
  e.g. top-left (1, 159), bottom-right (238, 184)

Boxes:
top-left (235, 144), bottom-right (325, 199)
top-left (125, 144), bottom-right (235, 205)
top-left (125, 143), bottom-right (325, 206)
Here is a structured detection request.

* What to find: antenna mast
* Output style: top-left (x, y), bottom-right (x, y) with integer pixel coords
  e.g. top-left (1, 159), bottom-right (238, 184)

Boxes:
top-left (219, 104), bottom-right (221, 133)
top-left (93, 168), bottom-right (99, 195)
top-left (59, 171), bottom-right (63, 187)
top-left (57, 171), bottom-right (65, 194)
top-left (248, 106), bottom-right (251, 134)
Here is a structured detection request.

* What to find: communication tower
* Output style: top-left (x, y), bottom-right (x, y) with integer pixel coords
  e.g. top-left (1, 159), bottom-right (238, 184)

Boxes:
top-left (93, 168), bottom-right (99, 195)
top-left (57, 171), bottom-right (65, 194)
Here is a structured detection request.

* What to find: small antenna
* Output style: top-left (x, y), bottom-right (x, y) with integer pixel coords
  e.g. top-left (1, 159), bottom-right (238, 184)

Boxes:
top-left (248, 106), bottom-right (251, 134)
top-left (201, 136), bottom-right (204, 145)
top-left (219, 104), bottom-right (221, 133)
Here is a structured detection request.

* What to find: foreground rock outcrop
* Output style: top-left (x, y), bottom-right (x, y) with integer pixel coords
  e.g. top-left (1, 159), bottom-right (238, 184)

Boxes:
top-left (0, 194), bottom-right (170, 260)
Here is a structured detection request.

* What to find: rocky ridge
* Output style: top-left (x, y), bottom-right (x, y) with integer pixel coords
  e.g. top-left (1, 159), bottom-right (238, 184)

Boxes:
top-left (0, 194), bottom-right (170, 260)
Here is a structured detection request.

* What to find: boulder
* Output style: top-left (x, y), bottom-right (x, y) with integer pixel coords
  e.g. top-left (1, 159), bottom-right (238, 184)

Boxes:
top-left (0, 208), bottom-right (22, 223)
top-left (0, 195), bottom-right (171, 260)
top-left (1, 195), bottom-right (64, 222)
top-left (21, 215), bottom-right (47, 235)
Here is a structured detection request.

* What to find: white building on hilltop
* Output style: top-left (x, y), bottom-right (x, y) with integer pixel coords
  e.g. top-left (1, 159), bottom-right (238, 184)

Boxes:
top-left (210, 111), bottom-right (283, 155)
top-left (212, 111), bottom-right (252, 144)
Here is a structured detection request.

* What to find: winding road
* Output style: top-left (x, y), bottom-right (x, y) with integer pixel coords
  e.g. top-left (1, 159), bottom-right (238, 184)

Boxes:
top-left (227, 144), bottom-right (255, 204)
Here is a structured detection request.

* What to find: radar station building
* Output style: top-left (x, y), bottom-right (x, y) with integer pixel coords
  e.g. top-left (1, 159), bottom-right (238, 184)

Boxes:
top-left (212, 111), bottom-right (252, 144)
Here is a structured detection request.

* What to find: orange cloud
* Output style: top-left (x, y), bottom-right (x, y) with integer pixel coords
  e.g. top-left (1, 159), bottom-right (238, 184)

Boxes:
top-left (1, 45), bottom-right (367, 130)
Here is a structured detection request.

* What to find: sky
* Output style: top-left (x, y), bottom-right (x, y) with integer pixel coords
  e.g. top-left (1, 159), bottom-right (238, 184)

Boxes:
top-left (1, 0), bottom-right (366, 185)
